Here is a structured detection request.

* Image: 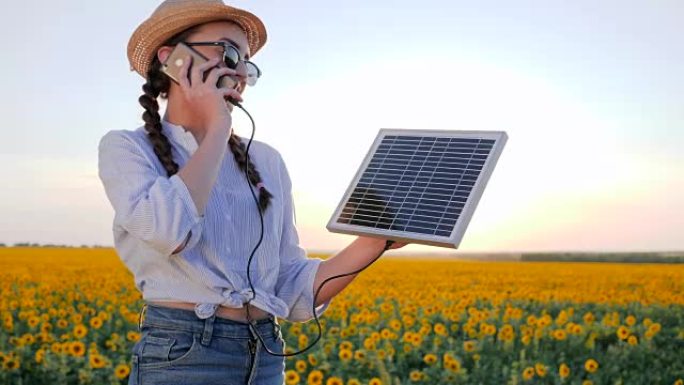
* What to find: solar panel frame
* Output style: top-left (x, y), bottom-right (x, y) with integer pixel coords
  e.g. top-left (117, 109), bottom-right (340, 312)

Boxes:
top-left (326, 128), bottom-right (508, 249)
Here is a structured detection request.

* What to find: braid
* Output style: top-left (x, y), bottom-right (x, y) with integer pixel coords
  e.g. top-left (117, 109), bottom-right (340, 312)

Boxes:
top-left (137, 24), bottom-right (273, 213)
top-left (140, 74), bottom-right (178, 177)
top-left (228, 135), bottom-right (273, 213)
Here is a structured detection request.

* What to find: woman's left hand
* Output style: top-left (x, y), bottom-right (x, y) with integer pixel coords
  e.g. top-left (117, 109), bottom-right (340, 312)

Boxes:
top-left (386, 241), bottom-right (409, 250)
top-left (357, 236), bottom-right (410, 250)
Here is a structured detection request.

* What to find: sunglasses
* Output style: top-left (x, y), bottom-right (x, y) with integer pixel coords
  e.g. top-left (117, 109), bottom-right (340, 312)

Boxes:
top-left (183, 41), bottom-right (261, 86)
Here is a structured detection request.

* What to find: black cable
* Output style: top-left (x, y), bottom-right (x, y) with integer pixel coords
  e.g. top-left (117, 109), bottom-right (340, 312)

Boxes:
top-left (234, 102), bottom-right (396, 357)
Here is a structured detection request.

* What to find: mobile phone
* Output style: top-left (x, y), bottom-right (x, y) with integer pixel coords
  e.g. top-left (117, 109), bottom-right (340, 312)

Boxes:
top-left (160, 42), bottom-right (237, 90)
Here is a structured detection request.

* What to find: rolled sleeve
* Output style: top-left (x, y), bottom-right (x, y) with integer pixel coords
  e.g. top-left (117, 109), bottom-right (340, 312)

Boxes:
top-left (274, 153), bottom-right (331, 322)
top-left (276, 255), bottom-right (331, 323)
top-left (98, 130), bottom-right (204, 257)
top-left (168, 174), bottom-right (204, 254)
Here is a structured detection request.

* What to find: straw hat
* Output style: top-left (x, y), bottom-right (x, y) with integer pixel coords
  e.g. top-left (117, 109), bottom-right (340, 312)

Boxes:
top-left (127, 0), bottom-right (267, 79)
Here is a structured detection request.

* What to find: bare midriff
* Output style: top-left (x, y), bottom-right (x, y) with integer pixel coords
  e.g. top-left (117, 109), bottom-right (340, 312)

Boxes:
top-left (148, 301), bottom-right (271, 322)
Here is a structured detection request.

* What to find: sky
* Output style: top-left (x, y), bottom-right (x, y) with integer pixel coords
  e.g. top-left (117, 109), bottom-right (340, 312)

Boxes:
top-left (0, 0), bottom-right (682, 254)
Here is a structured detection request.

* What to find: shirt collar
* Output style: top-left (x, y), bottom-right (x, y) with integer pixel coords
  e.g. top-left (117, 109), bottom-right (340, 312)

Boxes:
top-left (161, 118), bottom-right (199, 154)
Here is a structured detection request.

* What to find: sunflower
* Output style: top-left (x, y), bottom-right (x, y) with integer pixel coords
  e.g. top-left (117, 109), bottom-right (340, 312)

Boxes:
top-left (307, 370), bottom-right (323, 385)
top-left (338, 349), bottom-right (352, 362)
top-left (2, 357), bottom-right (20, 371)
top-left (27, 316), bottom-right (40, 328)
top-left (69, 341), bottom-right (86, 357)
top-left (445, 359), bottom-right (461, 373)
top-left (299, 334), bottom-right (309, 349)
top-left (89, 353), bottom-right (107, 369)
top-left (285, 370), bottom-right (300, 385)
top-left (98, 310), bottom-right (110, 321)
top-left (648, 323), bottom-right (661, 333)
top-left (347, 379), bottom-right (361, 385)
top-left (73, 324), bottom-right (88, 339)
top-left (34, 349), bottom-right (45, 364)
top-left (584, 358), bottom-right (599, 373)
top-left (463, 340), bottom-right (477, 352)
top-left (127, 331), bottom-right (140, 342)
top-left (559, 363), bottom-right (570, 379)
top-left (90, 317), bottom-right (103, 329)
top-left (326, 377), bottom-right (343, 385)
top-left (295, 359), bottom-right (307, 373)
top-left (114, 363), bottom-right (131, 379)
top-left (409, 370), bottom-right (423, 382)
top-left (616, 325), bottom-right (629, 340)
top-left (535, 363), bottom-right (547, 377)
top-left (21, 333), bottom-right (36, 345)
top-left (339, 341), bottom-right (353, 351)
top-left (553, 329), bottom-right (567, 341)
top-left (50, 342), bottom-right (63, 354)
top-left (627, 335), bottom-right (638, 346)
top-left (572, 324), bottom-right (583, 334)
top-left (522, 366), bottom-right (535, 380)
top-left (423, 353), bottom-right (437, 365)
top-left (499, 324), bottom-right (514, 335)
top-left (71, 313), bottom-right (84, 324)
top-left (410, 334), bottom-right (422, 346)
top-left (369, 378), bottom-right (383, 385)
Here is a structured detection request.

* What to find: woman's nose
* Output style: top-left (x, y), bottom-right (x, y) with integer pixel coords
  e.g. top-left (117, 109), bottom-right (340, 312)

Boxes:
top-left (218, 60), bottom-right (246, 85)
top-left (217, 58), bottom-right (245, 75)
top-left (233, 60), bottom-right (248, 79)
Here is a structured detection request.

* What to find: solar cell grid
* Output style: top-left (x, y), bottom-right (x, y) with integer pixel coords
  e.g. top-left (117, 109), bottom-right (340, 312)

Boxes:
top-left (328, 129), bottom-right (506, 249)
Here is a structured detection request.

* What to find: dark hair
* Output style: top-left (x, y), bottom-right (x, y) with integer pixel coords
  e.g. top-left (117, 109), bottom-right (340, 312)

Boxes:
top-left (138, 23), bottom-right (273, 213)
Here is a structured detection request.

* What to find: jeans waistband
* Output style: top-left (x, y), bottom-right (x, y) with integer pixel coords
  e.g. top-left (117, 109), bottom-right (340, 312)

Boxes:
top-left (139, 303), bottom-right (280, 341)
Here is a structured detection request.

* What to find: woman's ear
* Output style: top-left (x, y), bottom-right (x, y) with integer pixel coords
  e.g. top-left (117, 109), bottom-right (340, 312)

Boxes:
top-left (157, 46), bottom-right (173, 64)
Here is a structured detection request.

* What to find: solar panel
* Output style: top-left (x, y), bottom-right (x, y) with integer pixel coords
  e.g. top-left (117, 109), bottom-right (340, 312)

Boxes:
top-left (326, 129), bottom-right (508, 249)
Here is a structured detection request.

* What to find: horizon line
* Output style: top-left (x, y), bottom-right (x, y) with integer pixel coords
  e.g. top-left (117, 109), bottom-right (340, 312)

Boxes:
top-left (2, 243), bottom-right (683, 255)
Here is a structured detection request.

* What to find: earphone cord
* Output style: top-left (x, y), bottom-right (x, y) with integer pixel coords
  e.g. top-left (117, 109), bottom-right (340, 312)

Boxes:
top-left (234, 103), bottom-right (396, 357)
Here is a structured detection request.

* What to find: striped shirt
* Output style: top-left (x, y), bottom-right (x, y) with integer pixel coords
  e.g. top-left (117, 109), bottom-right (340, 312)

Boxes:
top-left (97, 118), bottom-right (330, 322)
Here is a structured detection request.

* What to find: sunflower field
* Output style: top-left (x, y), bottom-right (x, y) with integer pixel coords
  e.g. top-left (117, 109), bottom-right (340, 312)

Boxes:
top-left (1, 247), bottom-right (683, 385)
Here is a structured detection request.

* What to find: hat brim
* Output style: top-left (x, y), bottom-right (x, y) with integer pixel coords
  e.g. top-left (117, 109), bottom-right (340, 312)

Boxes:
top-left (127, 4), bottom-right (266, 78)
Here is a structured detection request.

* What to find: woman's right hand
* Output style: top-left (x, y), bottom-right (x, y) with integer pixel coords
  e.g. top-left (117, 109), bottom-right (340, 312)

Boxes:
top-left (178, 55), bottom-right (243, 134)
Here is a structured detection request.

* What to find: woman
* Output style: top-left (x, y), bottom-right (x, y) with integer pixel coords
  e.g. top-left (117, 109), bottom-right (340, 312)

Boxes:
top-left (98, 1), bottom-right (407, 384)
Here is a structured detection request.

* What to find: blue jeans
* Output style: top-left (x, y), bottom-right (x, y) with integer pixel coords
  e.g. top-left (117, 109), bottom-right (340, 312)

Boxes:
top-left (129, 303), bottom-right (286, 385)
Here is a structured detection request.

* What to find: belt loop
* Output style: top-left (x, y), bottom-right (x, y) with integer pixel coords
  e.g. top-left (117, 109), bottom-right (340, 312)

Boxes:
top-left (272, 316), bottom-right (280, 342)
top-left (247, 321), bottom-right (258, 342)
top-left (138, 303), bottom-right (148, 332)
top-left (201, 313), bottom-right (216, 346)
